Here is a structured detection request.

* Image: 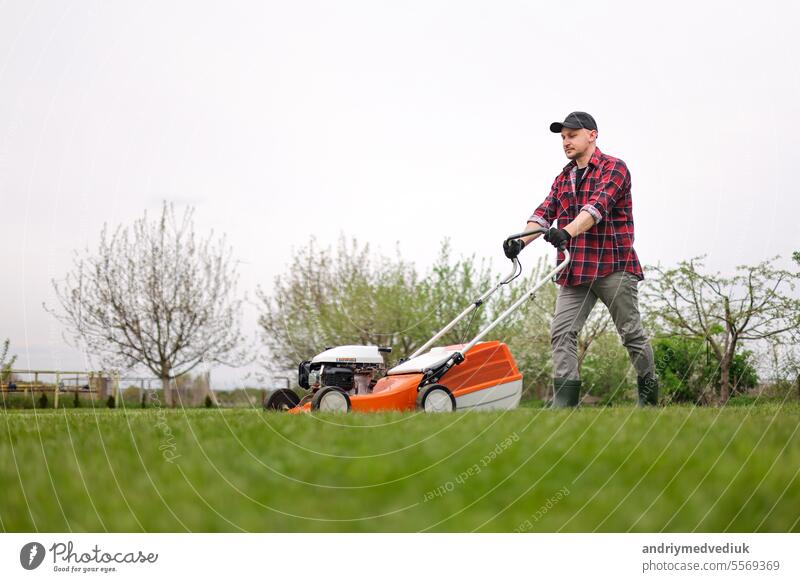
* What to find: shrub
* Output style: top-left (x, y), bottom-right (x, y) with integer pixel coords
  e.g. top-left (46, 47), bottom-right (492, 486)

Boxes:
top-left (580, 333), bottom-right (636, 405)
top-left (652, 336), bottom-right (759, 404)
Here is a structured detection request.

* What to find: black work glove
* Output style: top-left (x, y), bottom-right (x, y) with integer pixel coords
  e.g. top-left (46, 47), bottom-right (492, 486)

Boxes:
top-left (502, 238), bottom-right (525, 259)
top-left (544, 227), bottom-right (571, 249)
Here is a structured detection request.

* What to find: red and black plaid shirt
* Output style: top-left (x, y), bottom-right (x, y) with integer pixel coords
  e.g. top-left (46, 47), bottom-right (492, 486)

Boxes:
top-left (529, 147), bottom-right (644, 286)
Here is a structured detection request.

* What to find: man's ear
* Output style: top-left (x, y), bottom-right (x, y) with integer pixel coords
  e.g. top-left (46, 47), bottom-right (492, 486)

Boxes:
top-left (589, 129), bottom-right (597, 143)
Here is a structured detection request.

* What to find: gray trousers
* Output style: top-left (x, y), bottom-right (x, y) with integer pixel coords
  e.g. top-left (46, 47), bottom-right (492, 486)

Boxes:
top-left (551, 270), bottom-right (655, 380)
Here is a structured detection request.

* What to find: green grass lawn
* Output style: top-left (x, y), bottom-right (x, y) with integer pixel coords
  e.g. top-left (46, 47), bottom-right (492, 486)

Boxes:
top-left (1, 403), bottom-right (798, 532)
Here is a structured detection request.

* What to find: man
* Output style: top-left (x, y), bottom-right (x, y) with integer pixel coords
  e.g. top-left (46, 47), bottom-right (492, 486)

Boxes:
top-left (503, 111), bottom-right (658, 407)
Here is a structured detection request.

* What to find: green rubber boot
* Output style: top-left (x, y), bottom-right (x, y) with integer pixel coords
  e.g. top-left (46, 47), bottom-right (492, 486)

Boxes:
top-left (552, 378), bottom-right (581, 408)
top-left (637, 375), bottom-right (659, 406)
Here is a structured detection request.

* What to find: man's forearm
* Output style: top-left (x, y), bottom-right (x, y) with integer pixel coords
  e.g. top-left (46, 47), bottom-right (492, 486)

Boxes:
top-left (563, 210), bottom-right (596, 238)
top-left (521, 210), bottom-right (595, 246)
top-left (521, 221), bottom-right (546, 246)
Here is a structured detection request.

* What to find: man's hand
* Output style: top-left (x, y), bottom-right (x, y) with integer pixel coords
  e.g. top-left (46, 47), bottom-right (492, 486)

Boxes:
top-left (503, 238), bottom-right (525, 259)
top-left (544, 227), bottom-right (571, 249)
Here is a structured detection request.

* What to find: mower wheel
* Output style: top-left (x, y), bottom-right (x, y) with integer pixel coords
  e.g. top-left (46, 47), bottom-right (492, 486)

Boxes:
top-left (263, 388), bottom-right (301, 411)
top-left (416, 384), bottom-right (456, 413)
top-left (311, 386), bottom-right (351, 413)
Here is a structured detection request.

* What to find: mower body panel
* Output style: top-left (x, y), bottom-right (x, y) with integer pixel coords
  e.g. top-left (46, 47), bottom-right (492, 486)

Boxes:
top-left (386, 345), bottom-right (470, 375)
top-left (454, 379), bottom-right (522, 410)
top-left (310, 345), bottom-right (385, 365)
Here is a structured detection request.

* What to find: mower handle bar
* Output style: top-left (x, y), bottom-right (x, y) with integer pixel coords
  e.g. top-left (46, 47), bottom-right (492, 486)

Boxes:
top-left (504, 227), bottom-right (547, 245)
top-left (458, 247), bottom-right (570, 355)
top-left (407, 258), bottom-right (522, 359)
top-left (505, 226), bottom-right (569, 251)
top-left (406, 227), bottom-right (562, 360)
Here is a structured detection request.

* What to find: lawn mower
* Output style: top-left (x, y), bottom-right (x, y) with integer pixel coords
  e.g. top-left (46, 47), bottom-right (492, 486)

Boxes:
top-left (263, 228), bottom-right (570, 413)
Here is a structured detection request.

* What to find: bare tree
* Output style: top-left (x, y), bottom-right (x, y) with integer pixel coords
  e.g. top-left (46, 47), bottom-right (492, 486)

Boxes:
top-left (48, 203), bottom-right (246, 406)
top-left (644, 255), bottom-right (800, 403)
top-left (1, 338), bottom-right (16, 383)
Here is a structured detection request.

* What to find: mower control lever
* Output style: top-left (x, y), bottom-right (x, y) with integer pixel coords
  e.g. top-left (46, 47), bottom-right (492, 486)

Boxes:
top-left (421, 351), bottom-right (465, 387)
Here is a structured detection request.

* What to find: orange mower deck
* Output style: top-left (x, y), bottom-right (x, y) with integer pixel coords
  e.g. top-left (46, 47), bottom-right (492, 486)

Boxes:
top-left (288, 340), bottom-right (521, 413)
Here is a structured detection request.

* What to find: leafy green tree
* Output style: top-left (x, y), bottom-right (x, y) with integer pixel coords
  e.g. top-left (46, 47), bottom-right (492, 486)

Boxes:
top-left (652, 336), bottom-right (757, 404)
top-left (763, 338), bottom-right (800, 399)
top-left (257, 237), bottom-right (495, 370)
top-left (644, 256), bottom-right (799, 403)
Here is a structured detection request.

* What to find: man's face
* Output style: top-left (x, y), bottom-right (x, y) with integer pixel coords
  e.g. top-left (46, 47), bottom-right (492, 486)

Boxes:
top-left (560, 128), bottom-right (597, 159)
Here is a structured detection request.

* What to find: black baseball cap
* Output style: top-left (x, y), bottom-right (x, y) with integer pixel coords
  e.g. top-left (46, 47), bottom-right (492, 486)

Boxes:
top-left (550, 111), bottom-right (598, 133)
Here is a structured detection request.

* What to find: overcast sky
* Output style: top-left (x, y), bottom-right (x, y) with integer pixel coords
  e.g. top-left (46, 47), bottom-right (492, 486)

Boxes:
top-left (1, 0), bottom-right (798, 387)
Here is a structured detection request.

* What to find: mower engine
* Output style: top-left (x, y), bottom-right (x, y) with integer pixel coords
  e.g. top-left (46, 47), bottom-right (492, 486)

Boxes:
top-left (298, 345), bottom-right (391, 395)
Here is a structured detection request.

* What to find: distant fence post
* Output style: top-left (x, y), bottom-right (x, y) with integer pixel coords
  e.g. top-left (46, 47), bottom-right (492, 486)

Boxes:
top-left (112, 371), bottom-right (120, 408)
top-left (94, 373), bottom-right (110, 400)
top-left (206, 371), bottom-right (219, 406)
